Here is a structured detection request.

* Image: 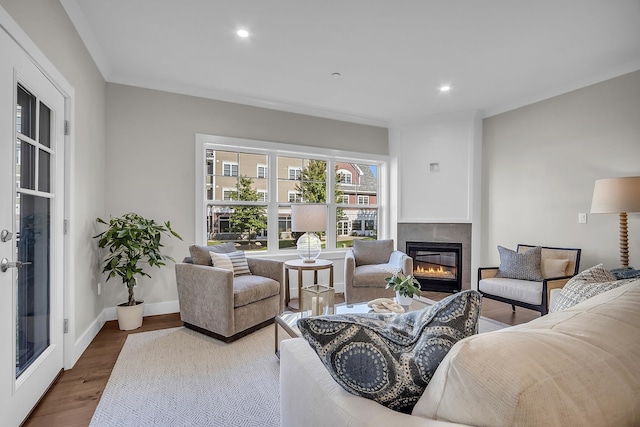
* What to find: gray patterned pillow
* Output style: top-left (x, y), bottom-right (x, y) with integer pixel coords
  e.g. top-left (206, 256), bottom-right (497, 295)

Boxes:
top-left (494, 245), bottom-right (543, 281)
top-left (297, 290), bottom-right (482, 413)
top-left (549, 264), bottom-right (631, 312)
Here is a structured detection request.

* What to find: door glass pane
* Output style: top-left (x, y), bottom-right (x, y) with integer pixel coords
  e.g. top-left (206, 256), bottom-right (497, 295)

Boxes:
top-left (15, 194), bottom-right (50, 378)
top-left (39, 101), bottom-right (51, 148)
top-left (16, 140), bottom-right (36, 190)
top-left (38, 150), bottom-right (50, 192)
top-left (16, 84), bottom-right (36, 139)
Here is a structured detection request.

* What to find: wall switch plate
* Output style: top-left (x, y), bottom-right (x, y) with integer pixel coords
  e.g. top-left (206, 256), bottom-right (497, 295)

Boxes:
top-left (97, 282), bottom-right (102, 295)
top-left (578, 213), bottom-right (587, 224)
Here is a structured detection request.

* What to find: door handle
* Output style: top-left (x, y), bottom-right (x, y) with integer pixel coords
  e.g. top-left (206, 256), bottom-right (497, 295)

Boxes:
top-left (0, 258), bottom-right (31, 272)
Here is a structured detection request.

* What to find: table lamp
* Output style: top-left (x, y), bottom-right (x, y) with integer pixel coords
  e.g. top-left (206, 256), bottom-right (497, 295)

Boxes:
top-left (590, 176), bottom-right (640, 267)
top-left (291, 204), bottom-right (327, 263)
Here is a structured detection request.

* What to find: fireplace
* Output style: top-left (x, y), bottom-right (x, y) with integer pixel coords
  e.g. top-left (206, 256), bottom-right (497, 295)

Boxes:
top-left (406, 241), bottom-right (462, 293)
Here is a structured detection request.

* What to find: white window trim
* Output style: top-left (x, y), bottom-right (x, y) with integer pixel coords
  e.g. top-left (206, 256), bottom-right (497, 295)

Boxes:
top-left (257, 189), bottom-right (268, 202)
top-left (357, 195), bottom-right (370, 204)
top-left (222, 187), bottom-right (237, 201)
top-left (195, 134), bottom-right (389, 254)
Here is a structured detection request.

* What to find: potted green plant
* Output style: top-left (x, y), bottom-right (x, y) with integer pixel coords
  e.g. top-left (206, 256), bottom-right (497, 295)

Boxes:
top-left (94, 213), bottom-right (182, 330)
top-left (385, 272), bottom-right (421, 306)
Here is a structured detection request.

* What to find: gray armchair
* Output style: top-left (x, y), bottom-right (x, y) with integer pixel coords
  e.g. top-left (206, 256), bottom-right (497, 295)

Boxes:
top-left (175, 243), bottom-right (283, 342)
top-left (344, 239), bottom-right (413, 304)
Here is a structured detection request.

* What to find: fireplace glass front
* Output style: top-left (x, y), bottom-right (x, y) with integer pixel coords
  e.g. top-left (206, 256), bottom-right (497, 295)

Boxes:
top-left (406, 241), bottom-right (462, 293)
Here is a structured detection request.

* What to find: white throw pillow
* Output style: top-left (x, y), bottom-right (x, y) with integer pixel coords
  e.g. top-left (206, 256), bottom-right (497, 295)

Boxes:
top-left (549, 264), bottom-right (622, 312)
top-left (209, 251), bottom-right (252, 276)
top-left (541, 258), bottom-right (569, 278)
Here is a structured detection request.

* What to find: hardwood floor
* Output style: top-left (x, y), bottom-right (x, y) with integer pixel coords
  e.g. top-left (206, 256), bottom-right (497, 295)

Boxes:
top-left (23, 292), bottom-right (539, 426)
top-left (23, 314), bottom-right (183, 427)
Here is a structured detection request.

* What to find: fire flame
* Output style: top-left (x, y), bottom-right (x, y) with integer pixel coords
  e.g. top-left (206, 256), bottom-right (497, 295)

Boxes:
top-left (415, 265), bottom-right (455, 279)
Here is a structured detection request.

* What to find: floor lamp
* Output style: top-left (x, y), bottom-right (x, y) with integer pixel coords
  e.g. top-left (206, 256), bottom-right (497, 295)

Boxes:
top-left (590, 176), bottom-right (640, 268)
top-left (291, 204), bottom-right (327, 263)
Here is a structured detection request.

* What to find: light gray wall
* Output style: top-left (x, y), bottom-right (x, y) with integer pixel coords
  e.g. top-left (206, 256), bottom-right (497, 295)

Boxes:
top-left (0, 0), bottom-right (106, 343)
top-left (482, 70), bottom-right (640, 271)
top-left (104, 83), bottom-right (388, 307)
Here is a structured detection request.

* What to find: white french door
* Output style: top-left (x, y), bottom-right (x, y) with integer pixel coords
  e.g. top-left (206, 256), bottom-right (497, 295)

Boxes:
top-left (0, 28), bottom-right (65, 427)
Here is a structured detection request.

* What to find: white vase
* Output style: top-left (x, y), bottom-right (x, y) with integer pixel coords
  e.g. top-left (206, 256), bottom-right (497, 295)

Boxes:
top-left (116, 302), bottom-right (144, 330)
top-left (395, 292), bottom-right (413, 306)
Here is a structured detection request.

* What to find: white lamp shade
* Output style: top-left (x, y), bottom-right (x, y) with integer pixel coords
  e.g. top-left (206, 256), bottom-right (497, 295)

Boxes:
top-left (291, 204), bottom-right (327, 232)
top-left (590, 176), bottom-right (640, 213)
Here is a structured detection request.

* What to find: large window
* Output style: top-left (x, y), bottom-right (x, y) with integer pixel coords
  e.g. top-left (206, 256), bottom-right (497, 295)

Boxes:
top-left (197, 135), bottom-right (387, 253)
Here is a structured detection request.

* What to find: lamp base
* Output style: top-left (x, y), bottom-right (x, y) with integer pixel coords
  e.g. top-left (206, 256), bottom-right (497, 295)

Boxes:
top-left (303, 259), bottom-right (316, 263)
top-left (296, 232), bottom-right (322, 263)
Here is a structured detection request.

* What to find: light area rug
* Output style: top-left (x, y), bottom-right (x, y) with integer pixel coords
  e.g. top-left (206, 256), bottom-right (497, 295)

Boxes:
top-left (90, 310), bottom-right (508, 427)
top-left (90, 326), bottom-right (282, 427)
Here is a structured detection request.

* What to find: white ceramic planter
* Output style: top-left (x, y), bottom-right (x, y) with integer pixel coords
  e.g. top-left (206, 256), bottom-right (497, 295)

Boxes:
top-left (116, 302), bottom-right (144, 330)
top-left (395, 292), bottom-right (413, 306)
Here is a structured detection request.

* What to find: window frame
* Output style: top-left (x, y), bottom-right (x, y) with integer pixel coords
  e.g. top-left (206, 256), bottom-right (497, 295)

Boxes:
top-left (222, 161), bottom-right (238, 177)
top-left (195, 134), bottom-right (389, 255)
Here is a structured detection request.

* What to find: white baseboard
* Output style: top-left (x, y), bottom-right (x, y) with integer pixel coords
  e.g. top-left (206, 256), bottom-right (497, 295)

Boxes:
top-left (66, 314), bottom-right (106, 369)
top-left (102, 300), bottom-right (181, 321)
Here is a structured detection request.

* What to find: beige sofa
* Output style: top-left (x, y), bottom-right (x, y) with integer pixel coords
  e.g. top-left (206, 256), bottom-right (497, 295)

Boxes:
top-left (280, 278), bottom-right (640, 426)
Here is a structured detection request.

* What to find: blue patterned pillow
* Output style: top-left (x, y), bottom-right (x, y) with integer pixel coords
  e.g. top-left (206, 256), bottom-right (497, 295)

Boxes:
top-left (297, 290), bottom-right (482, 413)
top-left (494, 245), bottom-right (544, 281)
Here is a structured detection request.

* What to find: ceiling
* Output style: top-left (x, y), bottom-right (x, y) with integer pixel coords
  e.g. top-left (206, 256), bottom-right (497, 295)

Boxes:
top-left (61, 0), bottom-right (640, 127)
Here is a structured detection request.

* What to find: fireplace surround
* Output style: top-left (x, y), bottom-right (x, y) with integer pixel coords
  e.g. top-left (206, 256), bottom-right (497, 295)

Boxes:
top-left (406, 241), bottom-right (462, 293)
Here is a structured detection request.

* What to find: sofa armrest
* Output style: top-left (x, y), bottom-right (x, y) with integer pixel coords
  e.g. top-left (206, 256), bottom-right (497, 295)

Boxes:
top-left (175, 263), bottom-right (235, 334)
top-left (247, 257), bottom-right (284, 312)
top-left (280, 338), bottom-right (468, 427)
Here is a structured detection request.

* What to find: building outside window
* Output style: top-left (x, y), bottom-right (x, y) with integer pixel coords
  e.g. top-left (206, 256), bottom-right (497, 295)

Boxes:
top-left (198, 137), bottom-right (385, 252)
top-left (357, 195), bottom-right (370, 205)
top-left (223, 161), bottom-right (238, 177)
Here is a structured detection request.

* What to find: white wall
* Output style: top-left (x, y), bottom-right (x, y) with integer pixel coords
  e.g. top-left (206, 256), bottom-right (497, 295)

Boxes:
top-left (104, 83), bottom-right (389, 309)
top-left (0, 0), bottom-right (106, 363)
top-left (389, 112), bottom-right (483, 287)
top-left (391, 112), bottom-right (482, 223)
top-left (482, 70), bottom-right (640, 271)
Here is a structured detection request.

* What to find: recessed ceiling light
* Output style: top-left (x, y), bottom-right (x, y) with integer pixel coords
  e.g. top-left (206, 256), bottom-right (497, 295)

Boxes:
top-left (440, 85), bottom-right (451, 92)
top-left (236, 29), bottom-right (250, 38)
top-left (331, 72), bottom-right (341, 78)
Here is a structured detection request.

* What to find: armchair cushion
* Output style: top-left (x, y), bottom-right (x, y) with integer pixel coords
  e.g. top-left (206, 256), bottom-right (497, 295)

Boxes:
top-left (495, 245), bottom-right (543, 281)
top-left (189, 242), bottom-right (236, 265)
top-left (209, 251), bottom-right (251, 276)
top-left (353, 239), bottom-right (394, 266)
top-left (297, 290), bottom-right (482, 414)
top-left (232, 274), bottom-right (280, 308)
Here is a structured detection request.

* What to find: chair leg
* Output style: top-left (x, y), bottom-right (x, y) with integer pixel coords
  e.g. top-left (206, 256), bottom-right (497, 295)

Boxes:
top-left (511, 304), bottom-right (516, 312)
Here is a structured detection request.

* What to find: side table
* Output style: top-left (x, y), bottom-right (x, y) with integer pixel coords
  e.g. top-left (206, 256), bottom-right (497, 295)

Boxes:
top-left (284, 259), bottom-right (333, 310)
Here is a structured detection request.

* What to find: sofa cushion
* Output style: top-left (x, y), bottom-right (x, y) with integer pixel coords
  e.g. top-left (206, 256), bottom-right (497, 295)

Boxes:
top-left (352, 239), bottom-right (394, 266)
top-left (413, 280), bottom-right (640, 427)
top-left (549, 263), bottom-right (629, 312)
top-left (495, 245), bottom-right (543, 281)
top-left (478, 276), bottom-right (542, 305)
top-left (232, 274), bottom-right (280, 308)
top-left (297, 290), bottom-right (481, 414)
top-left (209, 251), bottom-right (252, 277)
top-left (189, 242), bottom-right (236, 265)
